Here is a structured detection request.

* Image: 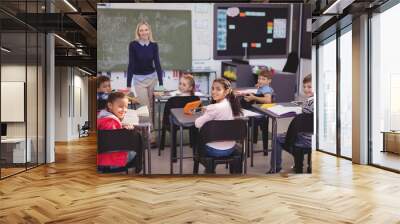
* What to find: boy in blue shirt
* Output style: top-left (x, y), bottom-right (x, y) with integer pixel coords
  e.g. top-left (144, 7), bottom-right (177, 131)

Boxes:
top-left (244, 69), bottom-right (274, 104)
top-left (244, 70), bottom-right (274, 154)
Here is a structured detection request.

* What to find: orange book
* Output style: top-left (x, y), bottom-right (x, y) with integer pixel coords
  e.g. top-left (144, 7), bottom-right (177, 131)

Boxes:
top-left (183, 101), bottom-right (202, 115)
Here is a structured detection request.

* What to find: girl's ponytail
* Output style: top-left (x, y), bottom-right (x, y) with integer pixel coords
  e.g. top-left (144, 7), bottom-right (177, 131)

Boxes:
top-left (226, 88), bottom-right (242, 117)
top-left (212, 78), bottom-right (242, 116)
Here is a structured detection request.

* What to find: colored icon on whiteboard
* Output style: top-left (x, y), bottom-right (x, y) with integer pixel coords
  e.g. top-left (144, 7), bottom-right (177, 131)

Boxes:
top-left (245, 11), bottom-right (266, 17)
top-left (267, 21), bottom-right (273, 34)
top-left (256, 43), bottom-right (261, 48)
top-left (266, 38), bottom-right (273, 44)
top-left (226, 7), bottom-right (240, 17)
top-left (251, 43), bottom-right (261, 48)
top-left (240, 12), bottom-right (246, 17)
top-left (242, 42), bottom-right (248, 48)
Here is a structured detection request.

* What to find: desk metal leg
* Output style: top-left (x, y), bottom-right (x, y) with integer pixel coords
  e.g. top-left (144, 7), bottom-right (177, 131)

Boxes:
top-left (180, 125), bottom-right (183, 175)
top-left (157, 100), bottom-right (162, 156)
top-left (148, 126), bottom-right (152, 175)
top-left (250, 118), bottom-right (255, 167)
top-left (142, 130), bottom-right (146, 175)
top-left (271, 118), bottom-right (278, 173)
top-left (170, 116), bottom-right (174, 174)
top-left (244, 121), bottom-right (248, 174)
top-left (247, 120), bottom-right (250, 158)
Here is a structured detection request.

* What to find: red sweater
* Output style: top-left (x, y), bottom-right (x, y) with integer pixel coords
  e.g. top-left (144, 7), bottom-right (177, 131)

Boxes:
top-left (97, 111), bottom-right (128, 167)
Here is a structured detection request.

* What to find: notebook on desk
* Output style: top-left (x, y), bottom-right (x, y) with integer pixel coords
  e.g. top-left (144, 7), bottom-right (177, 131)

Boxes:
top-left (267, 105), bottom-right (302, 116)
top-left (122, 106), bottom-right (149, 126)
top-left (165, 90), bottom-right (205, 97)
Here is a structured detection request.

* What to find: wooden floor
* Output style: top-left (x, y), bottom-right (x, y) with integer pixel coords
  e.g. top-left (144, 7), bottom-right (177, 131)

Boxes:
top-left (1, 136), bottom-right (400, 223)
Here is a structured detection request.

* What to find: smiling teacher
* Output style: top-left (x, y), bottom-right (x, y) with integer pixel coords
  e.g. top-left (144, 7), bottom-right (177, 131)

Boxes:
top-left (127, 21), bottom-right (163, 134)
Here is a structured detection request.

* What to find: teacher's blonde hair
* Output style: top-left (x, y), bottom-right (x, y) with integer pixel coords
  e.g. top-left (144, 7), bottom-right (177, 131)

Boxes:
top-left (135, 20), bottom-right (154, 42)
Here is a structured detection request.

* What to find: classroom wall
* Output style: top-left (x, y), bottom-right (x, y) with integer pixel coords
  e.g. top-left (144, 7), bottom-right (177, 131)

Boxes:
top-left (103, 3), bottom-right (300, 78)
top-left (55, 67), bottom-right (89, 141)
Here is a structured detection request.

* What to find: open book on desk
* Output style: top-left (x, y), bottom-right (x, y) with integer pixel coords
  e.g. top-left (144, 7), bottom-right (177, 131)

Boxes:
top-left (122, 106), bottom-right (149, 125)
top-left (266, 105), bottom-right (302, 116)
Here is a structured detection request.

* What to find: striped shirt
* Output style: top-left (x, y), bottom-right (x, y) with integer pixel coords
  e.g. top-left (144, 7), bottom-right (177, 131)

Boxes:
top-left (302, 96), bottom-right (314, 114)
top-left (300, 96), bottom-right (314, 143)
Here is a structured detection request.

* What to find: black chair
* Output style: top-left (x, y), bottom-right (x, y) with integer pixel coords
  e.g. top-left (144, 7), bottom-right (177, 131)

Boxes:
top-left (292, 141), bottom-right (312, 173)
top-left (78, 121), bottom-right (90, 138)
top-left (281, 113), bottom-right (313, 173)
top-left (282, 52), bottom-right (299, 74)
top-left (159, 96), bottom-right (200, 158)
top-left (97, 129), bottom-right (143, 174)
top-left (193, 119), bottom-right (247, 174)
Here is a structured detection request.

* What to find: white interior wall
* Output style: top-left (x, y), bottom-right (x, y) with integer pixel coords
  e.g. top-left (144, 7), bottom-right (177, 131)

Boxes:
top-left (71, 71), bottom-right (89, 139)
top-left (54, 66), bottom-right (69, 141)
top-left (1, 65), bottom-right (26, 139)
top-left (1, 64), bottom-right (46, 163)
top-left (55, 67), bottom-right (89, 141)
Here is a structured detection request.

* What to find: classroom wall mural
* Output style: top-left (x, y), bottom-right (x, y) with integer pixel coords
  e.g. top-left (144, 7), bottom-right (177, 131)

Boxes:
top-left (96, 3), bottom-right (313, 175)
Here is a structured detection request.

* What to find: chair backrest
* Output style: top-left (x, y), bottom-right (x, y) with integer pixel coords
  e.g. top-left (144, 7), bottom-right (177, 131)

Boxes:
top-left (163, 96), bottom-right (200, 125)
top-left (97, 129), bottom-right (142, 153)
top-left (282, 52), bottom-right (299, 74)
top-left (283, 113), bottom-right (313, 150)
top-left (270, 72), bottom-right (296, 103)
top-left (197, 120), bottom-right (247, 155)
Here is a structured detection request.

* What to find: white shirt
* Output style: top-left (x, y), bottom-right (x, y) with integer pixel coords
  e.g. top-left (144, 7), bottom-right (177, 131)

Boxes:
top-left (195, 99), bottom-right (236, 150)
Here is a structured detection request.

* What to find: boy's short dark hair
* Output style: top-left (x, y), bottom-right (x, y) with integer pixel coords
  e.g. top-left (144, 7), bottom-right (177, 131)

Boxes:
top-left (259, 69), bottom-right (273, 80)
top-left (107, 91), bottom-right (126, 104)
top-left (97, 75), bottom-right (110, 88)
top-left (303, 74), bottom-right (312, 84)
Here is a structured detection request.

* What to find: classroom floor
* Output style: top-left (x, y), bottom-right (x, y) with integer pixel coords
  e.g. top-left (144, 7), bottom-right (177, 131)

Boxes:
top-left (1, 135), bottom-right (400, 223)
top-left (153, 140), bottom-right (303, 175)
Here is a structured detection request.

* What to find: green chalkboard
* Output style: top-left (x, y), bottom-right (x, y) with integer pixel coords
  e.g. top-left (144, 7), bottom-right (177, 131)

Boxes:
top-left (97, 8), bottom-right (192, 72)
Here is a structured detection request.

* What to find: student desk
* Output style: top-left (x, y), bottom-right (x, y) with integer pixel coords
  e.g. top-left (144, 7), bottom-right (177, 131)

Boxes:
top-left (169, 108), bottom-right (202, 174)
top-left (169, 108), bottom-right (261, 175)
top-left (153, 93), bottom-right (211, 156)
top-left (135, 116), bottom-right (152, 175)
top-left (252, 103), bottom-right (298, 173)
